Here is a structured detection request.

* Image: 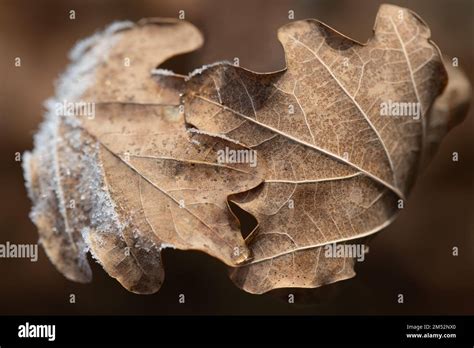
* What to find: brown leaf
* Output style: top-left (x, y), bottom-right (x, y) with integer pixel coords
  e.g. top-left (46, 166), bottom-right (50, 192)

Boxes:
top-left (24, 18), bottom-right (264, 293)
top-left (23, 5), bottom-right (469, 295)
top-left (183, 5), bottom-right (457, 293)
top-left (421, 57), bottom-right (472, 168)
top-left (80, 103), bottom-right (263, 293)
top-left (71, 18), bottom-right (203, 105)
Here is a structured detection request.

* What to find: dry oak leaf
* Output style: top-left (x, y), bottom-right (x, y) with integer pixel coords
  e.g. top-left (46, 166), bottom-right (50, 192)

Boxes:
top-left (80, 104), bottom-right (263, 293)
top-left (421, 58), bottom-right (472, 168)
top-left (22, 6), bottom-right (470, 296)
top-left (23, 18), bottom-right (263, 294)
top-left (183, 4), bottom-right (466, 293)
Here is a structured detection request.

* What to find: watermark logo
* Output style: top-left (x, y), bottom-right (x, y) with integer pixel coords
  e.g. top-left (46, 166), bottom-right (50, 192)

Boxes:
top-left (324, 243), bottom-right (368, 262)
top-left (380, 100), bottom-right (421, 120)
top-left (217, 146), bottom-right (257, 167)
top-left (55, 99), bottom-right (95, 119)
top-left (18, 322), bottom-right (55, 341)
top-left (0, 241), bottom-right (38, 262)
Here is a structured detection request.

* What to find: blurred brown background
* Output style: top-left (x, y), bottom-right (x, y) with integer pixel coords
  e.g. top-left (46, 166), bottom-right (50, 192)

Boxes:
top-left (0, 0), bottom-right (472, 315)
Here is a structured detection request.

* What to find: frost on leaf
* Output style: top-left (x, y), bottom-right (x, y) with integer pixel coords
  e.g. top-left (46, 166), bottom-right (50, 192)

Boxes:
top-left (24, 5), bottom-right (470, 295)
